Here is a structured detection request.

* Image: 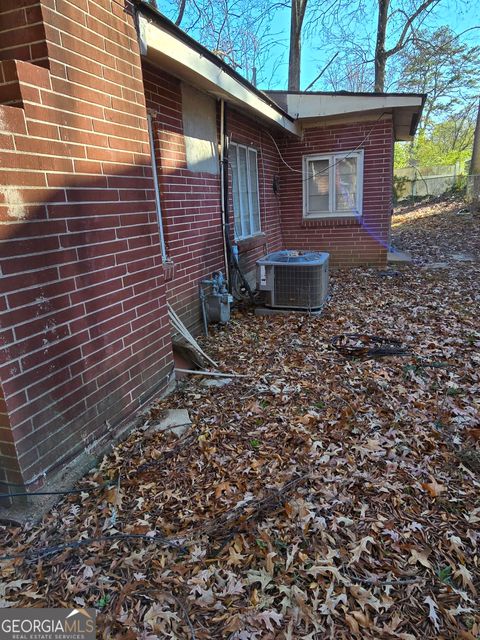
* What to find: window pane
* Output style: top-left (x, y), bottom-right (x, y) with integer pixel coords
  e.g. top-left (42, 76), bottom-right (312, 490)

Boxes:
top-left (335, 156), bottom-right (357, 212)
top-left (230, 146), bottom-right (242, 239)
top-left (248, 149), bottom-right (260, 233)
top-left (238, 146), bottom-right (251, 237)
top-left (308, 159), bottom-right (329, 212)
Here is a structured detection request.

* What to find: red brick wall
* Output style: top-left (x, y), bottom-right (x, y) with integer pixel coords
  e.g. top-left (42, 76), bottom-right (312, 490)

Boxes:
top-left (0, 0), bottom-right (48, 68)
top-left (143, 63), bottom-right (283, 328)
top-left (279, 118), bottom-right (393, 266)
top-left (0, 381), bottom-right (23, 490)
top-left (0, 0), bottom-right (173, 490)
top-left (143, 63), bottom-right (225, 332)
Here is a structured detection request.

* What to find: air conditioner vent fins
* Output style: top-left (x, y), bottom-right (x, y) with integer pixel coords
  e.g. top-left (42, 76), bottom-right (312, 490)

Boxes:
top-left (257, 250), bottom-right (329, 311)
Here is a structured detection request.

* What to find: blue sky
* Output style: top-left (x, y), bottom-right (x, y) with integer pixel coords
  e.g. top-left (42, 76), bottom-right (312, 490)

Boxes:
top-left (158, 0), bottom-right (479, 91)
top-left (265, 1), bottom-right (478, 91)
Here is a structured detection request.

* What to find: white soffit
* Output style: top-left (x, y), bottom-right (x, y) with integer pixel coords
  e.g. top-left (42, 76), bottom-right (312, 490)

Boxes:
top-left (138, 15), bottom-right (299, 136)
top-left (283, 93), bottom-right (423, 118)
top-left (279, 93), bottom-right (423, 141)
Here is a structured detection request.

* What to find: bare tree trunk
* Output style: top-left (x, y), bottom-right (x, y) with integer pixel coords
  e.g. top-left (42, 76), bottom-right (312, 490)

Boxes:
top-left (175, 0), bottom-right (187, 26)
top-left (288, 0), bottom-right (307, 91)
top-left (374, 0), bottom-right (389, 92)
top-left (374, 0), bottom-right (439, 92)
top-left (468, 99), bottom-right (480, 206)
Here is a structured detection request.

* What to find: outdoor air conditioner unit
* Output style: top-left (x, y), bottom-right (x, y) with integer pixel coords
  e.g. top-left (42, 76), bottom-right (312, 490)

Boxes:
top-left (256, 250), bottom-right (329, 311)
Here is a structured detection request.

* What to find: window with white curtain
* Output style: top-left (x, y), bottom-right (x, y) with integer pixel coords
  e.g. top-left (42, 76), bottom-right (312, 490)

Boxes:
top-left (230, 143), bottom-right (261, 239)
top-left (303, 150), bottom-right (363, 218)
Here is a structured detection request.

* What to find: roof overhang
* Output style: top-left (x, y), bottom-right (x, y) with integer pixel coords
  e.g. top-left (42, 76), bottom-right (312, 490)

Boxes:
top-left (265, 92), bottom-right (426, 141)
top-left (135, 4), bottom-right (300, 136)
top-left (134, 2), bottom-right (423, 141)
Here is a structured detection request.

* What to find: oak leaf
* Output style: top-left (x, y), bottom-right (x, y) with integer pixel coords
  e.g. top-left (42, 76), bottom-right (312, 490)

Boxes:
top-left (421, 479), bottom-right (445, 497)
top-left (348, 536), bottom-right (375, 565)
top-left (408, 548), bottom-right (432, 570)
top-left (424, 595), bottom-right (441, 631)
top-left (453, 565), bottom-right (477, 595)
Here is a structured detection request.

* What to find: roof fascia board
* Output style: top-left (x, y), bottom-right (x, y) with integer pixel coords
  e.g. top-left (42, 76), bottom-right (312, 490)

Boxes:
top-left (282, 93), bottom-right (424, 119)
top-left (267, 89), bottom-right (425, 99)
top-left (137, 13), bottom-right (300, 136)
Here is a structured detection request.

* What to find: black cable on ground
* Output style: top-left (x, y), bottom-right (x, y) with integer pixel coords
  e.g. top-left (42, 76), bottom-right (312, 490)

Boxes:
top-left (0, 533), bottom-right (188, 563)
top-left (1, 477), bottom-right (307, 563)
top-left (0, 480), bottom-right (116, 500)
top-left (1, 489), bottom-right (86, 498)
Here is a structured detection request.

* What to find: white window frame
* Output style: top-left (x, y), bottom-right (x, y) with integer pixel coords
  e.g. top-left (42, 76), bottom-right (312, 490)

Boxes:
top-left (303, 150), bottom-right (364, 218)
top-left (230, 142), bottom-right (261, 240)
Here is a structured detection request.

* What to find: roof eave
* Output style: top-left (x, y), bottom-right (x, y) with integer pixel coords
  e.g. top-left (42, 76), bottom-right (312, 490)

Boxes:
top-left (134, 1), bottom-right (300, 136)
top-left (264, 91), bottom-right (426, 141)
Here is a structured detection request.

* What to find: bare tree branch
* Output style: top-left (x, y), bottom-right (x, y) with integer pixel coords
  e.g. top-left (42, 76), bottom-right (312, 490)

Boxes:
top-left (385, 0), bottom-right (441, 58)
top-left (304, 51), bottom-right (339, 90)
top-left (175, 0), bottom-right (187, 25)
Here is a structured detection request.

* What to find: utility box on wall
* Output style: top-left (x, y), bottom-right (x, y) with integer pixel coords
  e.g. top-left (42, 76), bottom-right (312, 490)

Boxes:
top-left (257, 250), bottom-right (329, 311)
top-left (206, 294), bottom-right (232, 324)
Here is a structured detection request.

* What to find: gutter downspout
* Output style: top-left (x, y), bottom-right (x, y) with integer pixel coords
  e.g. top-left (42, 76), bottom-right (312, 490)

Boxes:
top-left (220, 99), bottom-right (231, 286)
top-left (148, 113), bottom-right (168, 262)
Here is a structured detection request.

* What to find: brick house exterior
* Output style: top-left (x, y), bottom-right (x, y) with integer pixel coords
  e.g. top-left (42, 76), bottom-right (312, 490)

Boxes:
top-left (0, 0), bottom-right (424, 497)
top-left (279, 118), bottom-right (394, 265)
top-left (0, 0), bottom-right (172, 494)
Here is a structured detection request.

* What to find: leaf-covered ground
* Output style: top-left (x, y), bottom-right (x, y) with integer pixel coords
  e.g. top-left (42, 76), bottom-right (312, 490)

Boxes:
top-left (1, 198), bottom-right (479, 639)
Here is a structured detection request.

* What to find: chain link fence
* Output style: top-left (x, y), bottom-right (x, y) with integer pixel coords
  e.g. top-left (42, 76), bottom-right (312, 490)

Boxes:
top-left (393, 163), bottom-right (477, 203)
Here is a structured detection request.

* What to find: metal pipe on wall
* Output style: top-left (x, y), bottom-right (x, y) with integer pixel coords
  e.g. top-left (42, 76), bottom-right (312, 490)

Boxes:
top-left (147, 113), bottom-right (168, 263)
top-left (220, 99), bottom-right (231, 287)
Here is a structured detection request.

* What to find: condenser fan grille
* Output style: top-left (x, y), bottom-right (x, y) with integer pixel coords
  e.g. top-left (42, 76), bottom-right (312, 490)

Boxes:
top-left (274, 265), bottom-right (324, 308)
top-left (256, 250), bottom-right (329, 311)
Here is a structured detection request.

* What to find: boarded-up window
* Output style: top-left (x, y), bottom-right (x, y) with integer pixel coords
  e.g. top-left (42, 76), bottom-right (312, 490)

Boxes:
top-left (181, 84), bottom-right (219, 174)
